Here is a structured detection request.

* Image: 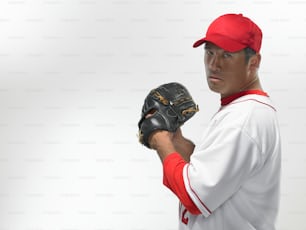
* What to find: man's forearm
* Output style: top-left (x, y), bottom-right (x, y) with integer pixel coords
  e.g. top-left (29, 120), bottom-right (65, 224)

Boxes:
top-left (148, 129), bottom-right (195, 163)
top-left (174, 137), bottom-right (195, 162)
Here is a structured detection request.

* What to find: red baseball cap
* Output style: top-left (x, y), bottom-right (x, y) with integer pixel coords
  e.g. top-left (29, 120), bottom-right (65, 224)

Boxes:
top-left (193, 13), bottom-right (262, 53)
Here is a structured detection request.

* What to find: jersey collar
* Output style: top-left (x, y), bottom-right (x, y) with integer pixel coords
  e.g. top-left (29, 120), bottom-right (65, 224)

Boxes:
top-left (221, 90), bottom-right (268, 106)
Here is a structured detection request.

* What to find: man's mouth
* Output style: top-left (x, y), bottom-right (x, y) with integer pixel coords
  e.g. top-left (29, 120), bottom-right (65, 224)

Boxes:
top-left (208, 75), bottom-right (222, 81)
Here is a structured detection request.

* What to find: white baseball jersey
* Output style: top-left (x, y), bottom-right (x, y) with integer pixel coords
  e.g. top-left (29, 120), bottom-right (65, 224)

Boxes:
top-left (162, 91), bottom-right (281, 230)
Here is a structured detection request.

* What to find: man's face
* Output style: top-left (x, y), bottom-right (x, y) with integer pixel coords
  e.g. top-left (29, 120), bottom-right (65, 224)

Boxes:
top-left (204, 42), bottom-right (252, 98)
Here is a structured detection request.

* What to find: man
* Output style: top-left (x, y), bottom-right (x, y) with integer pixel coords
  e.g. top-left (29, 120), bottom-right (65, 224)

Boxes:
top-left (147, 14), bottom-right (281, 229)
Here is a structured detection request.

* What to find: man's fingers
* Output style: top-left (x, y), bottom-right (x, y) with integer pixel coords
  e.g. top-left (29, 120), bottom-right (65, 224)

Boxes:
top-left (145, 109), bottom-right (157, 118)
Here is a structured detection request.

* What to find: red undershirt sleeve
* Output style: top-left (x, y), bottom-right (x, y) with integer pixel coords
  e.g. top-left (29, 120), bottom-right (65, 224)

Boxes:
top-left (162, 152), bottom-right (201, 215)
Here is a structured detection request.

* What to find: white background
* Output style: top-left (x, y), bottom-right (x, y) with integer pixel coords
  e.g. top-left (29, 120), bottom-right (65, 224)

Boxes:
top-left (0, 0), bottom-right (305, 229)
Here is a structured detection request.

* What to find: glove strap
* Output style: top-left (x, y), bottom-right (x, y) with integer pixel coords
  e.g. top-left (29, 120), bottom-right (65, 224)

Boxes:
top-left (182, 105), bottom-right (199, 116)
top-left (152, 91), bottom-right (169, 105)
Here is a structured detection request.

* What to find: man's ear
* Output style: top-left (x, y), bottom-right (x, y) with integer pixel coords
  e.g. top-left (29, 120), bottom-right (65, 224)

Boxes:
top-left (249, 53), bottom-right (261, 69)
top-left (248, 53), bottom-right (261, 74)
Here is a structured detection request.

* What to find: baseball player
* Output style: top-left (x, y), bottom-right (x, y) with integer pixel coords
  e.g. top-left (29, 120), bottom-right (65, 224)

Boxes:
top-left (139, 13), bottom-right (281, 230)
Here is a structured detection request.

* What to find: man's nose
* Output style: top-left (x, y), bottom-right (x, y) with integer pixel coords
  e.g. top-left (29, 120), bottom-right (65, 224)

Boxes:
top-left (208, 55), bottom-right (221, 72)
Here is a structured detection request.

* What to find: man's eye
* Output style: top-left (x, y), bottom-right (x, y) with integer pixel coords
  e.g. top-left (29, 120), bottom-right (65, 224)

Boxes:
top-left (223, 52), bottom-right (232, 58)
top-left (205, 50), bottom-right (214, 56)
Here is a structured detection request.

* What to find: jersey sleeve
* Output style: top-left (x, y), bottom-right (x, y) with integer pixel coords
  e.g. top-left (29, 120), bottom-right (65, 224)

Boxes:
top-left (162, 153), bottom-right (201, 215)
top-left (183, 126), bottom-right (262, 217)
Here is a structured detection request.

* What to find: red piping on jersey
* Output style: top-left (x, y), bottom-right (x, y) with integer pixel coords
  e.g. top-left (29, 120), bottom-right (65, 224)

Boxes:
top-left (221, 90), bottom-right (268, 106)
top-left (231, 99), bottom-right (276, 111)
top-left (163, 153), bottom-right (201, 215)
top-left (186, 164), bottom-right (212, 215)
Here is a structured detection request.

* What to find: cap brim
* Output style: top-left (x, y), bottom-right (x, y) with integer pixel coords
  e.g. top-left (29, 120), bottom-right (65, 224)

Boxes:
top-left (193, 38), bottom-right (206, 48)
top-left (193, 35), bottom-right (246, 52)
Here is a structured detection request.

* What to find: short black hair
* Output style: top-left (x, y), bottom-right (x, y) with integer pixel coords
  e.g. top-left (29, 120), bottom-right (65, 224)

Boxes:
top-left (244, 47), bottom-right (256, 63)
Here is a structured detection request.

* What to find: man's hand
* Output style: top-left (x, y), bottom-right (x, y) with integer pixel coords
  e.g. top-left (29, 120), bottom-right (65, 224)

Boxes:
top-left (148, 130), bottom-right (176, 162)
top-left (148, 128), bottom-right (195, 163)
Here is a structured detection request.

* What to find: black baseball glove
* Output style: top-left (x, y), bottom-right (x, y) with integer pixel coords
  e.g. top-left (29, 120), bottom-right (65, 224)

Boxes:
top-left (138, 82), bottom-right (199, 148)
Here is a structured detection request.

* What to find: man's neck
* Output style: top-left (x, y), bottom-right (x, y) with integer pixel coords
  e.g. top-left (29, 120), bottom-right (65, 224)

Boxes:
top-left (240, 76), bottom-right (262, 92)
